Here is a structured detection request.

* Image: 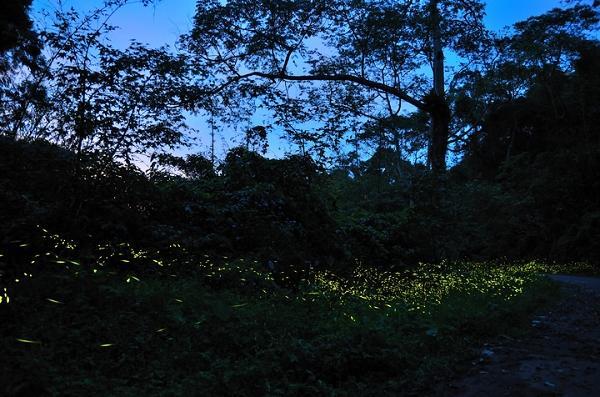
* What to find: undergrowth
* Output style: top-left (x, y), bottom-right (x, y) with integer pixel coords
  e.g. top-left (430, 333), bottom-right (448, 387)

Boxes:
top-left (0, 229), bottom-right (562, 396)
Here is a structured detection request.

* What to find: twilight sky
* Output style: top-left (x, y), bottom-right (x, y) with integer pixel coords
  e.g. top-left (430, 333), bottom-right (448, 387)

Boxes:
top-left (30, 0), bottom-right (575, 161)
top-left (33, 0), bottom-right (569, 49)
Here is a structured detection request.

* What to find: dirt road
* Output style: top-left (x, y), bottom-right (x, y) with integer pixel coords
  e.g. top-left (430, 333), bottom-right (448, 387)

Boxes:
top-left (547, 275), bottom-right (600, 291)
top-left (445, 275), bottom-right (600, 397)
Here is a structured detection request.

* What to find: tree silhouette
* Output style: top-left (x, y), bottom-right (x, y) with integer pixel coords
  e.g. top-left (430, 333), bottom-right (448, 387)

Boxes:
top-left (186, 0), bottom-right (488, 172)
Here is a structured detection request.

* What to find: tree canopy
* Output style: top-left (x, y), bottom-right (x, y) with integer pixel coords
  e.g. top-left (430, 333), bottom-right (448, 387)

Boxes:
top-left (186, 0), bottom-right (489, 171)
top-left (0, 0), bottom-right (41, 74)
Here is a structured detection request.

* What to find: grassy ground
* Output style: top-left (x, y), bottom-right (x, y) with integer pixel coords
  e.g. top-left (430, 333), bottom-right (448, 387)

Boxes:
top-left (1, 232), bottom-right (562, 396)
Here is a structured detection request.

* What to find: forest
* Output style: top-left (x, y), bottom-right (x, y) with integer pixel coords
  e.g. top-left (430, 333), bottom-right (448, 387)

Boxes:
top-left (1, 0), bottom-right (599, 396)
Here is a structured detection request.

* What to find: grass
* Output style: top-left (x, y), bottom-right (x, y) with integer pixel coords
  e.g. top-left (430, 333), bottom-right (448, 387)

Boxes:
top-left (0, 231), bottom-right (563, 396)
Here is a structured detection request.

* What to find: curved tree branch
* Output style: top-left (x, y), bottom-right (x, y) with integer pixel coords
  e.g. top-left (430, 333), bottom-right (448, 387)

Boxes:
top-left (207, 71), bottom-right (427, 111)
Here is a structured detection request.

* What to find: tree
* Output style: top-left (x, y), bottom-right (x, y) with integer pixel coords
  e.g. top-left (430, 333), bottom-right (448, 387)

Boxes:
top-left (454, 3), bottom-right (599, 172)
top-left (356, 111), bottom-right (429, 171)
top-left (451, 4), bottom-right (600, 261)
top-left (185, 0), bottom-right (487, 172)
top-left (0, 0), bottom-right (41, 74)
top-left (2, 0), bottom-right (188, 167)
top-left (0, 0), bottom-right (42, 124)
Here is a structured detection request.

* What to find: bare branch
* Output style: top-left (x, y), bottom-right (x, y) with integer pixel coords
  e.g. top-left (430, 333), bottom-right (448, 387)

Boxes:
top-left (206, 71), bottom-right (426, 111)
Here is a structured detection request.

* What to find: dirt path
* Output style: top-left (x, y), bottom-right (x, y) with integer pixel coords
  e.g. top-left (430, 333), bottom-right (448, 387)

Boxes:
top-left (547, 275), bottom-right (600, 291)
top-left (445, 275), bottom-right (600, 397)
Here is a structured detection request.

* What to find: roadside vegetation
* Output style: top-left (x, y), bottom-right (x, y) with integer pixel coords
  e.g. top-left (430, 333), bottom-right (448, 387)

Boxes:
top-left (1, 229), bottom-right (562, 396)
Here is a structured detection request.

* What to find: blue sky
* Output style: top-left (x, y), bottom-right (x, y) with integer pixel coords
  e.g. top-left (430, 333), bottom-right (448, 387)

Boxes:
top-left (33, 0), bottom-right (569, 48)
top-left (31, 0), bottom-right (576, 161)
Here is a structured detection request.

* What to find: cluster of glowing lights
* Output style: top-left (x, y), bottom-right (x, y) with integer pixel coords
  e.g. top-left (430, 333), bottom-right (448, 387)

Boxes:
top-left (1, 287), bottom-right (9, 304)
top-left (2, 226), bottom-right (594, 342)
top-left (310, 261), bottom-right (548, 316)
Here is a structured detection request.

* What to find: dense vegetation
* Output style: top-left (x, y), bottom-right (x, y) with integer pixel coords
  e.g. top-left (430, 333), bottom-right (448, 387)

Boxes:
top-left (0, 225), bottom-right (569, 396)
top-left (1, 0), bottom-right (599, 395)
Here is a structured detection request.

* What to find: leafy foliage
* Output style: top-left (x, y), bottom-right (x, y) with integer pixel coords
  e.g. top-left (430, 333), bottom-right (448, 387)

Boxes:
top-left (0, 227), bottom-right (562, 396)
top-left (2, 0), bottom-right (188, 166)
top-left (0, 0), bottom-right (41, 74)
top-left (185, 0), bottom-right (488, 170)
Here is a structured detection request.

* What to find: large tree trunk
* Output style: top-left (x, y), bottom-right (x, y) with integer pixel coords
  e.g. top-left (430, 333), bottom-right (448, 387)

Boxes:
top-left (428, 0), bottom-right (449, 173)
top-left (429, 103), bottom-right (450, 172)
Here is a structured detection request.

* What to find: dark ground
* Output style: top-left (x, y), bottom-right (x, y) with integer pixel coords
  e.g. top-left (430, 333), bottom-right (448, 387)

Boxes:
top-left (444, 276), bottom-right (600, 397)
